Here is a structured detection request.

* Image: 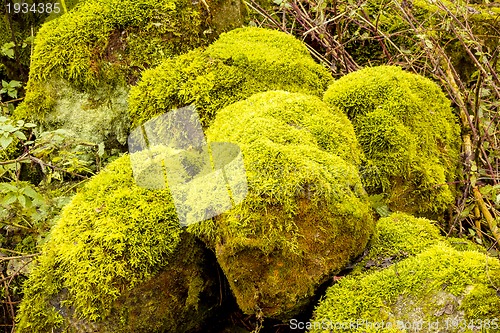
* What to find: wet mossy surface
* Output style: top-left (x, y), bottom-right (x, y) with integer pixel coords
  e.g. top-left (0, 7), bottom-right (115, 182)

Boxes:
top-left (186, 90), bottom-right (375, 320)
top-left (127, 27), bottom-right (333, 128)
top-left (15, 155), bottom-right (220, 333)
top-left (324, 66), bottom-right (461, 219)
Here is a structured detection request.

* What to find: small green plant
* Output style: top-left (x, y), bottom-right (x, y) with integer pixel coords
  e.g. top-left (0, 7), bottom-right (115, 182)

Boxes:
top-left (0, 114), bottom-right (100, 330)
top-left (0, 42), bottom-right (16, 59)
top-left (1, 80), bottom-right (22, 99)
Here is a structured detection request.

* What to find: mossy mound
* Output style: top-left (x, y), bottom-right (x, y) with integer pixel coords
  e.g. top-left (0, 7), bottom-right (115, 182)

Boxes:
top-left (309, 244), bottom-right (500, 333)
top-left (128, 27), bottom-right (333, 128)
top-left (13, 0), bottom-right (246, 150)
top-left (324, 66), bottom-right (461, 218)
top-left (206, 90), bottom-right (363, 165)
top-left (188, 91), bottom-right (374, 319)
top-left (15, 154), bottom-right (220, 333)
top-left (351, 212), bottom-right (484, 276)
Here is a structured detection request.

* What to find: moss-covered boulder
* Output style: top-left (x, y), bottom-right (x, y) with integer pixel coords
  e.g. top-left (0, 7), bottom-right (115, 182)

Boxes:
top-left (309, 244), bottom-right (500, 332)
top-left (128, 27), bottom-right (333, 128)
top-left (349, 212), bottom-right (484, 276)
top-left (188, 91), bottom-right (374, 320)
top-left (13, 0), bottom-right (246, 151)
top-left (16, 155), bottom-right (220, 333)
top-left (324, 66), bottom-right (461, 218)
top-left (351, 212), bottom-right (444, 274)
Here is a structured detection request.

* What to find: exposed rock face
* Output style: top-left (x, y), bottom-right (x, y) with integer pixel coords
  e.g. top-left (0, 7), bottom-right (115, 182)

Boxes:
top-left (16, 155), bottom-right (220, 333)
top-left (186, 90), bottom-right (374, 320)
top-left (127, 27), bottom-right (333, 129)
top-left (13, 0), bottom-right (246, 152)
top-left (324, 66), bottom-right (461, 219)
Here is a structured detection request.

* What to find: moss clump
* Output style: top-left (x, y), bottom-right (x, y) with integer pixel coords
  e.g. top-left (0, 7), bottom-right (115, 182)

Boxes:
top-left (188, 91), bottom-right (374, 319)
top-left (13, 0), bottom-right (245, 150)
top-left (324, 66), bottom-right (461, 218)
top-left (350, 212), bottom-right (485, 275)
top-left (351, 212), bottom-right (443, 274)
top-left (309, 244), bottom-right (500, 333)
top-left (206, 90), bottom-right (363, 165)
top-left (128, 27), bottom-right (333, 128)
top-left (16, 154), bottom-right (219, 333)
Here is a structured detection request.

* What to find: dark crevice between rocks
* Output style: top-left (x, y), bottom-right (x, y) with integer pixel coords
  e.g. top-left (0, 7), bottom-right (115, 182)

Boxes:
top-left (196, 245), bottom-right (375, 333)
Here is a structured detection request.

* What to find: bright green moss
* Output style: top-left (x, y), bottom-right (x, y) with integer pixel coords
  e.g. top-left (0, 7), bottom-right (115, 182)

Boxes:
top-left (206, 90), bottom-right (363, 165)
top-left (13, 0), bottom-right (245, 149)
top-left (128, 27), bottom-right (333, 128)
top-left (23, 0), bottom-right (205, 89)
top-left (353, 212), bottom-right (443, 273)
top-left (15, 154), bottom-right (217, 332)
top-left (310, 244), bottom-right (500, 333)
top-left (324, 66), bottom-right (461, 218)
top-left (187, 91), bottom-right (374, 319)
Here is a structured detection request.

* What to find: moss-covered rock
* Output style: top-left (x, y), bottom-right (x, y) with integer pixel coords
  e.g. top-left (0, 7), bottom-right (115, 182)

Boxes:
top-left (128, 27), bottom-right (333, 128)
top-left (13, 0), bottom-right (246, 151)
top-left (351, 212), bottom-right (443, 274)
top-left (350, 212), bottom-right (485, 276)
top-left (188, 91), bottom-right (374, 319)
top-left (309, 243), bottom-right (500, 333)
top-left (324, 66), bottom-right (461, 218)
top-left (15, 154), bottom-right (220, 333)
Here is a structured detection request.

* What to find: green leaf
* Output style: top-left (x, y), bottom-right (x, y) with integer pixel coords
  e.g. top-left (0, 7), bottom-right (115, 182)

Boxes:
top-left (9, 80), bottom-right (21, 88)
top-left (0, 42), bottom-right (15, 59)
top-left (460, 205), bottom-right (473, 217)
top-left (7, 88), bottom-right (17, 99)
top-left (3, 49), bottom-right (14, 58)
top-left (98, 142), bottom-right (105, 157)
top-left (22, 186), bottom-right (43, 202)
top-left (0, 183), bottom-right (19, 192)
top-left (2, 124), bottom-right (16, 132)
top-left (17, 194), bottom-right (26, 208)
top-left (375, 205), bottom-right (391, 217)
top-left (2, 192), bottom-right (17, 206)
top-left (13, 131), bottom-right (27, 140)
top-left (0, 136), bottom-right (13, 149)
